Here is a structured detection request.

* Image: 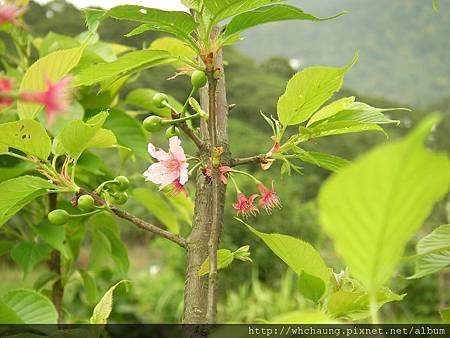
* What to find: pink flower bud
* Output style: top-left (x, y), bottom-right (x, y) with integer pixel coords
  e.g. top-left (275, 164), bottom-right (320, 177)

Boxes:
top-left (0, 77), bottom-right (14, 106)
top-left (0, 4), bottom-right (25, 26)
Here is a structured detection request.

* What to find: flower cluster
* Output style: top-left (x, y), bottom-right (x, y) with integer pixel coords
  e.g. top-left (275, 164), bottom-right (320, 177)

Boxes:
top-left (232, 181), bottom-right (282, 218)
top-left (143, 137), bottom-right (282, 217)
top-left (0, 75), bottom-right (73, 127)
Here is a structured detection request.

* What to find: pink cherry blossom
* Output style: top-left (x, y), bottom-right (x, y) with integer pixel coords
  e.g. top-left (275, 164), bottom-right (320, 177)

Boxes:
top-left (257, 181), bottom-right (282, 214)
top-left (0, 3), bottom-right (25, 26)
top-left (204, 165), bottom-right (231, 184)
top-left (20, 76), bottom-right (73, 127)
top-left (144, 136), bottom-right (189, 190)
top-left (0, 77), bottom-right (13, 106)
top-left (232, 193), bottom-right (259, 219)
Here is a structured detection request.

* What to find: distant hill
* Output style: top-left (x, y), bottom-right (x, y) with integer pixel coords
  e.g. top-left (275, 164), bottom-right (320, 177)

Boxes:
top-left (236, 0), bottom-right (450, 109)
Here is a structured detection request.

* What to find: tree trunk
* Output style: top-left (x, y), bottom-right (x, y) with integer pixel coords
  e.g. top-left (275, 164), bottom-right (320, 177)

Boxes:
top-left (183, 32), bottom-right (229, 324)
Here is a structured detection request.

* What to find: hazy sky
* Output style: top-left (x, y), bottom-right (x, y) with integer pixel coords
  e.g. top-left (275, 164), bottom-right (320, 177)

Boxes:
top-left (35, 0), bottom-right (187, 10)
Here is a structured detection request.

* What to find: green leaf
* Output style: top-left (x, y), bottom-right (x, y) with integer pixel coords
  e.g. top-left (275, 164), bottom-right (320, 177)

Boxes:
top-left (224, 4), bottom-right (346, 38)
top-left (440, 307), bottom-right (450, 323)
top-left (133, 188), bottom-right (180, 234)
top-left (0, 119), bottom-right (52, 160)
top-left (181, 0), bottom-right (203, 11)
top-left (33, 271), bottom-right (58, 292)
top-left (109, 5), bottom-right (197, 41)
top-left (86, 128), bottom-right (118, 149)
top-left (408, 224), bottom-right (450, 279)
top-left (204, 0), bottom-right (280, 24)
top-left (299, 121), bottom-right (385, 142)
top-left (125, 88), bottom-right (183, 118)
top-left (198, 249), bottom-right (234, 276)
top-left (0, 289), bottom-right (57, 324)
top-left (10, 242), bottom-right (53, 279)
top-left (0, 239), bottom-right (14, 256)
top-left (90, 280), bottom-right (129, 324)
top-left (103, 110), bottom-right (148, 159)
top-left (73, 50), bottom-right (174, 87)
top-left (53, 111), bottom-right (109, 159)
top-left (89, 213), bottom-right (130, 276)
top-left (80, 270), bottom-right (98, 305)
top-left (298, 271), bottom-right (326, 303)
top-left (277, 53), bottom-right (358, 126)
top-left (18, 47), bottom-right (84, 119)
top-left (149, 37), bottom-right (196, 67)
top-left (0, 176), bottom-right (56, 227)
top-left (307, 97), bottom-right (356, 126)
top-left (327, 289), bottom-right (405, 320)
top-left (318, 116), bottom-right (450, 294)
top-left (295, 151), bottom-right (350, 172)
top-left (239, 219), bottom-right (331, 296)
top-left (84, 8), bottom-right (107, 32)
top-left (0, 161), bottom-right (35, 183)
top-left (34, 219), bottom-right (70, 259)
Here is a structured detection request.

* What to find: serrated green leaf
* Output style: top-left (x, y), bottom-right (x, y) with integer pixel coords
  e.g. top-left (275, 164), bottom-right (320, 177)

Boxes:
top-left (239, 219), bottom-right (331, 295)
top-left (73, 50), bottom-right (174, 87)
top-left (86, 128), bottom-right (118, 149)
top-left (149, 37), bottom-right (196, 67)
top-left (299, 121), bottom-right (385, 142)
top-left (103, 110), bottom-right (148, 159)
top-left (408, 224), bottom-right (450, 279)
top-left (224, 4), bottom-right (346, 38)
top-left (53, 111), bottom-right (109, 159)
top-left (198, 249), bottom-right (234, 276)
top-left (277, 53), bottom-right (357, 126)
top-left (18, 47), bottom-right (83, 119)
top-left (90, 280), bottom-right (129, 324)
top-left (84, 8), bottom-right (107, 32)
top-left (295, 151), bottom-right (350, 172)
top-left (181, 0), bottom-right (203, 11)
top-left (1, 289), bottom-right (57, 324)
top-left (109, 5), bottom-right (198, 42)
top-left (204, 0), bottom-right (280, 24)
top-left (298, 271), bottom-right (326, 303)
top-left (318, 116), bottom-right (450, 294)
top-left (327, 289), bottom-right (405, 320)
top-left (0, 176), bottom-right (56, 227)
top-left (307, 97), bottom-right (356, 126)
top-left (34, 219), bottom-right (70, 259)
top-left (0, 119), bottom-right (52, 160)
top-left (80, 270), bottom-right (98, 305)
top-left (10, 242), bottom-right (53, 279)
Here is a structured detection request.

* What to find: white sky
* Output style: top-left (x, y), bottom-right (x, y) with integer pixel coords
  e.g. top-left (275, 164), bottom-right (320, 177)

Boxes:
top-left (35, 0), bottom-right (187, 11)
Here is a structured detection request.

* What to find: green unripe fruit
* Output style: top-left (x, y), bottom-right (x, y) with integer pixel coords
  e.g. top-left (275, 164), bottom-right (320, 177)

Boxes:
top-left (114, 176), bottom-right (129, 191)
top-left (191, 70), bottom-right (207, 89)
top-left (143, 115), bottom-right (163, 132)
top-left (48, 209), bottom-right (70, 226)
top-left (165, 126), bottom-right (181, 139)
top-left (78, 195), bottom-right (95, 212)
top-left (112, 192), bottom-right (128, 205)
top-left (152, 93), bottom-right (169, 109)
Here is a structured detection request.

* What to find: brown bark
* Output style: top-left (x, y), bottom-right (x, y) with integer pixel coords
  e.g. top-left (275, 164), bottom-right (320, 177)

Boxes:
top-left (183, 29), bottom-right (230, 324)
top-left (48, 193), bottom-right (64, 324)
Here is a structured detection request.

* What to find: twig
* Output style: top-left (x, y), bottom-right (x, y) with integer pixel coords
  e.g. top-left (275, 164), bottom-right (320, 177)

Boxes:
top-left (79, 190), bottom-right (187, 249)
top-left (231, 154), bottom-right (267, 167)
top-left (179, 122), bottom-right (205, 150)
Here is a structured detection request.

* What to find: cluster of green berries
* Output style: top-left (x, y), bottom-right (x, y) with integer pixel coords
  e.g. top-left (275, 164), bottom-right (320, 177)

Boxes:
top-left (143, 70), bottom-right (207, 137)
top-left (47, 176), bottom-right (130, 226)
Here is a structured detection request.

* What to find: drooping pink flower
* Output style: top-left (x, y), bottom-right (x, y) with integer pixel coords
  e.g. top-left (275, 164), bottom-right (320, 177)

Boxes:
top-left (0, 4), bottom-right (25, 26)
top-left (232, 193), bottom-right (259, 219)
top-left (257, 181), bottom-right (282, 214)
top-left (144, 136), bottom-right (189, 190)
top-left (0, 77), bottom-right (13, 106)
top-left (20, 76), bottom-right (73, 127)
top-left (168, 179), bottom-right (188, 196)
top-left (204, 165), bottom-right (231, 184)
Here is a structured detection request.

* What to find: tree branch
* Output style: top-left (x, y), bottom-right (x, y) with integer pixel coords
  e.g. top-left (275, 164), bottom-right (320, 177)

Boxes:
top-left (178, 122), bottom-right (205, 150)
top-left (231, 154), bottom-right (267, 167)
top-left (78, 190), bottom-right (187, 249)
